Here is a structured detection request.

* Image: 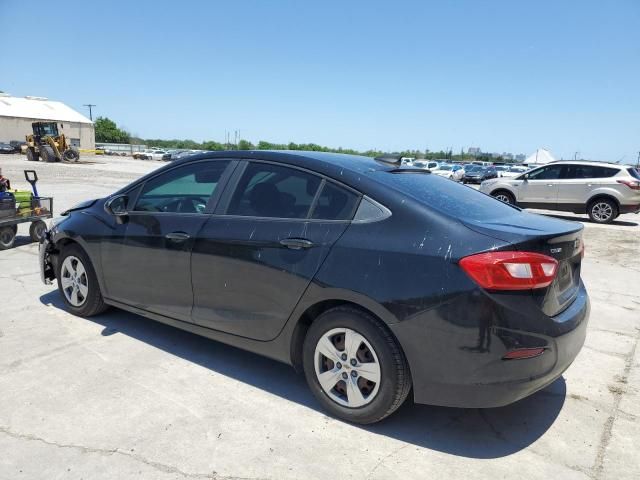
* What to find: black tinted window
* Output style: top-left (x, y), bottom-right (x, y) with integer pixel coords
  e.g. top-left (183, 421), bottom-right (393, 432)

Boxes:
top-left (375, 172), bottom-right (518, 222)
top-left (528, 165), bottom-right (564, 180)
top-left (134, 161), bottom-right (229, 213)
top-left (565, 165), bottom-right (618, 179)
top-left (311, 182), bottom-right (359, 220)
top-left (227, 163), bottom-right (321, 218)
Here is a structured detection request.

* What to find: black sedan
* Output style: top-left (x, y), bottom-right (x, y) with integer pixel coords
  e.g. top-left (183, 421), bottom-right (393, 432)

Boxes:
top-left (463, 165), bottom-right (498, 184)
top-left (40, 151), bottom-right (589, 424)
top-left (0, 143), bottom-right (16, 154)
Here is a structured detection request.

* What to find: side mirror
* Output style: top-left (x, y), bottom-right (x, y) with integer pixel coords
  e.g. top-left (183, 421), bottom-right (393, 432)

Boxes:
top-left (105, 194), bottom-right (129, 216)
top-left (523, 173), bottom-right (529, 181)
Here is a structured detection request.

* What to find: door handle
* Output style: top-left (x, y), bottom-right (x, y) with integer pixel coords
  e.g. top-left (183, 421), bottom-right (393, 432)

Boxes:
top-left (165, 232), bottom-right (191, 242)
top-left (546, 184), bottom-right (554, 187)
top-left (280, 238), bottom-right (314, 250)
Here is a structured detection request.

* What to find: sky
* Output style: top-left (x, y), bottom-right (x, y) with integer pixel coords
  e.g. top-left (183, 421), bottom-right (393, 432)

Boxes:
top-left (1, 0), bottom-right (639, 162)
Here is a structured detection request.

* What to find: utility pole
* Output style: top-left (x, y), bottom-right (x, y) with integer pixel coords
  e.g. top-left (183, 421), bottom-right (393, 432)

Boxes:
top-left (636, 151), bottom-right (640, 169)
top-left (83, 104), bottom-right (96, 121)
top-left (573, 151), bottom-right (580, 160)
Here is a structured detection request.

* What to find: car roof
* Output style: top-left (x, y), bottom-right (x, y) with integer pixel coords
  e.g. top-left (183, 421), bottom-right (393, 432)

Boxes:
top-left (544, 160), bottom-right (623, 168)
top-left (175, 150), bottom-right (393, 178)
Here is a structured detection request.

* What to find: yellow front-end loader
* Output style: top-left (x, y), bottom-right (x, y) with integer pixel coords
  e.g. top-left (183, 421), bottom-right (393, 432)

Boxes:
top-left (25, 122), bottom-right (80, 163)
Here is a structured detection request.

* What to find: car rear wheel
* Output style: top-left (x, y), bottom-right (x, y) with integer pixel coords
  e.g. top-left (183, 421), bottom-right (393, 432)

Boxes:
top-left (57, 244), bottom-right (109, 316)
top-left (588, 199), bottom-right (617, 224)
top-left (302, 306), bottom-right (411, 424)
top-left (492, 190), bottom-right (515, 205)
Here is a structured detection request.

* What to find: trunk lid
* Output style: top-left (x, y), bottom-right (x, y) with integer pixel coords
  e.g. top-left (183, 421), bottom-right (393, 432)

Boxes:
top-left (462, 212), bottom-right (584, 317)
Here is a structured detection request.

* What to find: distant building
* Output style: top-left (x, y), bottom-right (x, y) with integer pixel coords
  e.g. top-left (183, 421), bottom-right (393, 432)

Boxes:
top-left (467, 147), bottom-right (481, 155)
top-left (0, 94), bottom-right (94, 149)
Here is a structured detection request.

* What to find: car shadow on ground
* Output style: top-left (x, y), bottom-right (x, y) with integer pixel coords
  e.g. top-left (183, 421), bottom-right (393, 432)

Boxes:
top-left (40, 290), bottom-right (566, 459)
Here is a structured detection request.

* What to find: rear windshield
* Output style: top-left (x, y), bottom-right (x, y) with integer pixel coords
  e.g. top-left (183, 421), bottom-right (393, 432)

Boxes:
top-left (628, 168), bottom-right (640, 180)
top-left (375, 172), bottom-right (518, 222)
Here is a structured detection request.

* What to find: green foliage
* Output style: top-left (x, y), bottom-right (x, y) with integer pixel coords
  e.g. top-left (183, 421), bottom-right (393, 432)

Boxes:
top-left (237, 139), bottom-right (255, 150)
top-left (94, 117), bottom-right (131, 143)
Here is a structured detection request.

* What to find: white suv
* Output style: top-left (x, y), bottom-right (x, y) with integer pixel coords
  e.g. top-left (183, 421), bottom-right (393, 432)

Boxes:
top-left (479, 161), bottom-right (640, 223)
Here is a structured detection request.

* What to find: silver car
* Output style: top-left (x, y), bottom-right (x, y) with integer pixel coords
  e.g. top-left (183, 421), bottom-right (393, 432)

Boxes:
top-left (479, 161), bottom-right (640, 223)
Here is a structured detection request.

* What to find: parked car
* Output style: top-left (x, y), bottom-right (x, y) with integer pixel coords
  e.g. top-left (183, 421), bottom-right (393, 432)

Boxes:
top-left (0, 143), bottom-right (15, 154)
top-left (463, 165), bottom-right (498, 184)
top-left (433, 164), bottom-right (464, 181)
top-left (412, 160), bottom-right (439, 170)
top-left (500, 166), bottom-right (529, 178)
top-left (479, 161), bottom-right (640, 223)
top-left (40, 151), bottom-right (589, 424)
top-left (132, 149), bottom-right (155, 160)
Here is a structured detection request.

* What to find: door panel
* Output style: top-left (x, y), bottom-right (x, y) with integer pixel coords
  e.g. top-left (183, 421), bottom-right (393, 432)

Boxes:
top-left (103, 214), bottom-right (207, 320)
top-left (191, 218), bottom-right (349, 340)
top-left (100, 160), bottom-right (233, 320)
top-left (517, 165), bottom-right (565, 206)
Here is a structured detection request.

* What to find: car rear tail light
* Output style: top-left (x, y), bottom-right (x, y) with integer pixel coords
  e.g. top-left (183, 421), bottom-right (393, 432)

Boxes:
top-left (502, 348), bottom-right (546, 360)
top-left (459, 251), bottom-right (559, 290)
top-left (617, 179), bottom-right (640, 190)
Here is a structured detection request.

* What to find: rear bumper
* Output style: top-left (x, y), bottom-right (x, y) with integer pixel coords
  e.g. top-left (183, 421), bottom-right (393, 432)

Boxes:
top-left (390, 283), bottom-right (590, 408)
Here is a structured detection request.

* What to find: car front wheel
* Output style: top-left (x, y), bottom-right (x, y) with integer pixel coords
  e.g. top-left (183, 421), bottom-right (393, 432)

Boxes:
top-left (302, 306), bottom-right (412, 424)
top-left (57, 244), bottom-right (109, 316)
top-left (492, 190), bottom-right (516, 205)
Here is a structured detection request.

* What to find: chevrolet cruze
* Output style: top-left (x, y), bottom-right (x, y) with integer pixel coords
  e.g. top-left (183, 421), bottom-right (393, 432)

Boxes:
top-left (40, 151), bottom-right (589, 424)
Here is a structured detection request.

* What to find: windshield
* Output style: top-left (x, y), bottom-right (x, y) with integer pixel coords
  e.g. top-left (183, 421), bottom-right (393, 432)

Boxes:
top-left (437, 165), bottom-right (453, 171)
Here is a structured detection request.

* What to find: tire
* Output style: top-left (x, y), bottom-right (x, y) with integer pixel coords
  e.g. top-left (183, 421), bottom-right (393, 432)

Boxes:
top-left (40, 145), bottom-right (57, 163)
top-left (491, 190), bottom-right (516, 205)
top-left (56, 244), bottom-right (109, 316)
top-left (26, 147), bottom-right (40, 162)
top-left (302, 306), bottom-right (412, 424)
top-left (0, 226), bottom-right (17, 250)
top-left (29, 220), bottom-right (47, 243)
top-left (63, 148), bottom-right (80, 162)
top-left (588, 198), bottom-right (618, 224)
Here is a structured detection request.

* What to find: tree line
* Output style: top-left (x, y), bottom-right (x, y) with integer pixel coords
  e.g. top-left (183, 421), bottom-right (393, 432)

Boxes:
top-left (94, 116), bottom-right (515, 162)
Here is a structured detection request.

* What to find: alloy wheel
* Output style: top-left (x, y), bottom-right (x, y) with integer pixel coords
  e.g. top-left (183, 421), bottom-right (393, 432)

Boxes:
top-left (314, 327), bottom-right (381, 408)
top-left (495, 193), bottom-right (512, 204)
top-left (592, 202), bottom-right (613, 222)
top-left (60, 255), bottom-right (89, 307)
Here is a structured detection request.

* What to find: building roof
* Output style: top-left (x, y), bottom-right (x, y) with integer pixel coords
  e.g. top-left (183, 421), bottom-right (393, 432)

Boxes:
top-left (0, 94), bottom-right (92, 124)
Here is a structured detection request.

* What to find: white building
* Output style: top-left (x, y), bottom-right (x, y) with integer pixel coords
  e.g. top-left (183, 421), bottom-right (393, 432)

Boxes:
top-left (0, 94), bottom-right (94, 149)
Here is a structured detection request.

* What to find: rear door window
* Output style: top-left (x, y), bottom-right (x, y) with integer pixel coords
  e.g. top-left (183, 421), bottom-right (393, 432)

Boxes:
top-left (565, 165), bottom-right (618, 179)
top-left (227, 162), bottom-right (322, 218)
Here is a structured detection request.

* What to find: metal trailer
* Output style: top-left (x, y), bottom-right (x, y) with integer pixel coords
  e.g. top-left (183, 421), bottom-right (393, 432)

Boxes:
top-left (0, 170), bottom-right (53, 250)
